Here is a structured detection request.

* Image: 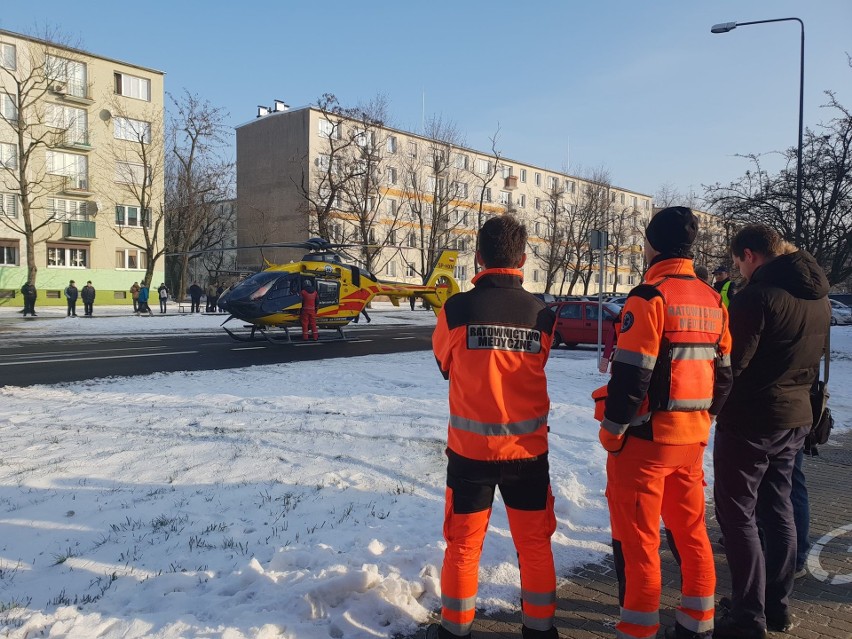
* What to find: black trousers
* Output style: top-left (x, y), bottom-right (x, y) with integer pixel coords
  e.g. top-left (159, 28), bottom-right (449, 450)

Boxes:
top-left (191, 300), bottom-right (201, 312)
top-left (67, 300), bottom-right (77, 316)
top-left (23, 297), bottom-right (36, 315)
top-left (714, 425), bottom-right (806, 628)
top-left (84, 302), bottom-right (93, 315)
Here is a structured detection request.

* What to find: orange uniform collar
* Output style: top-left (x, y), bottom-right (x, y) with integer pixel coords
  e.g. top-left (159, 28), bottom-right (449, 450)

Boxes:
top-left (644, 258), bottom-right (696, 282)
top-left (471, 268), bottom-right (524, 285)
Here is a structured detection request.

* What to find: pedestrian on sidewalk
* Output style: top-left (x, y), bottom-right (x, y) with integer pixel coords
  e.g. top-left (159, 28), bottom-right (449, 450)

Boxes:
top-left (130, 282), bottom-right (140, 313)
top-left (81, 281), bottom-right (96, 316)
top-left (429, 215), bottom-right (558, 639)
top-left (189, 283), bottom-right (203, 313)
top-left (713, 224), bottom-right (830, 638)
top-left (64, 280), bottom-right (79, 317)
top-left (21, 281), bottom-right (37, 316)
top-left (137, 282), bottom-right (153, 316)
top-left (596, 207), bottom-right (732, 639)
top-left (157, 283), bottom-right (169, 313)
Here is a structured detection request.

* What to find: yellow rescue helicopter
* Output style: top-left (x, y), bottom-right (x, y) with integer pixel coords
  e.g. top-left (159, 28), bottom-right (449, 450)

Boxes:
top-left (215, 238), bottom-right (460, 342)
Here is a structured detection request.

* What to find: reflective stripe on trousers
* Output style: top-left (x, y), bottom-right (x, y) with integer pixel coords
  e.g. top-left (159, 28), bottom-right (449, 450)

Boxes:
top-left (676, 594), bottom-right (715, 633)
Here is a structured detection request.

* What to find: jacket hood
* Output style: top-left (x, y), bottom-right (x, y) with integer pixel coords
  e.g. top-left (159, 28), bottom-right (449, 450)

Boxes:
top-left (750, 250), bottom-right (829, 300)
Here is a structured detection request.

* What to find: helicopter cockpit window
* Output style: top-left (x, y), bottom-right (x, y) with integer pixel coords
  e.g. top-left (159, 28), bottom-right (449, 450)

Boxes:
top-left (265, 276), bottom-right (298, 304)
top-left (230, 271), bottom-right (280, 295)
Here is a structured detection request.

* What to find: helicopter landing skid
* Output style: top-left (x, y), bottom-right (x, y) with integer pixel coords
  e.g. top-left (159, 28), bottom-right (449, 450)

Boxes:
top-left (221, 317), bottom-right (350, 344)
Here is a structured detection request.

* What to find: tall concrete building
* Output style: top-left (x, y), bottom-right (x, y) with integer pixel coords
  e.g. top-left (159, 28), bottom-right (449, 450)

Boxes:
top-left (0, 29), bottom-right (164, 307)
top-left (236, 102), bottom-right (652, 294)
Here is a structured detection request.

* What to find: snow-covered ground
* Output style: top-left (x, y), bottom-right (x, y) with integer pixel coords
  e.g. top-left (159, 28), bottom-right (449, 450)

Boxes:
top-left (0, 303), bottom-right (849, 639)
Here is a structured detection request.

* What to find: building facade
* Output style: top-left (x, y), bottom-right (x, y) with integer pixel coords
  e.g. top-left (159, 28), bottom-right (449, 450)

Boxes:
top-left (0, 30), bottom-right (165, 307)
top-left (236, 103), bottom-right (653, 294)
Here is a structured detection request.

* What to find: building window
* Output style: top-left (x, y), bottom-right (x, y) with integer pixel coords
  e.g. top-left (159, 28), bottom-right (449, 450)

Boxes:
top-left (534, 197), bottom-right (541, 210)
top-left (475, 158), bottom-right (491, 175)
top-left (407, 140), bottom-right (417, 157)
top-left (611, 192), bottom-right (617, 202)
top-left (535, 221), bottom-right (542, 235)
top-left (566, 180), bottom-right (576, 193)
top-left (407, 232), bottom-right (417, 248)
top-left (387, 199), bottom-right (397, 215)
top-left (533, 270), bottom-right (540, 283)
top-left (115, 205), bottom-right (151, 228)
top-left (501, 165), bottom-right (513, 178)
top-left (46, 55), bottom-right (87, 98)
top-left (643, 200), bottom-right (650, 210)
top-left (46, 151), bottom-right (87, 188)
top-left (406, 262), bottom-right (415, 277)
top-left (620, 193), bottom-right (625, 205)
top-left (47, 104), bottom-right (88, 145)
top-left (319, 118), bottom-right (340, 139)
top-left (386, 135), bottom-right (397, 153)
top-left (115, 248), bottom-right (147, 270)
top-left (1, 92), bottom-right (16, 120)
top-left (0, 43), bottom-right (16, 70)
top-left (386, 261), bottom-right (397, 277)
top-left (47, 244), bottom-right (88, 268)
top-left (354, 129), bottom-right (373, 148)
top-left (535, 172), bottom-right (541, 187)
top-left (114, 72), bottom-right (150, 101)
top-left (386, 166), bottom-right (397, 185)
top-left (547, 176), bottom-right (558, 190)
top-left (632, 196), bottom-right (638, 208)
top-left (115, 161), bottom-right (151, 186)
top-left (0, 239), bottom-right (18, 265)
top-left (1, 193), bottom-right (18, 218)
top-left (499, 190), bottom-right (510, 205)
top-left (48, 198), bottom-right (88, 221)
top-left (114, 117), bottom-right (151, 143)
top-left (454, 265), bottom-right (467, 280)
top-left (454, 153), bottom-right (468, 170)
top-left (454, 181), bottom-right (468, 198)
top-left (518, 194), bottom-right (526, 208)
top-left (387, 229), bottom-right (396, 245)
top-left (520, 168), bottom-right (527, 183)
top-left (0, 142), bottom-right (17, 169)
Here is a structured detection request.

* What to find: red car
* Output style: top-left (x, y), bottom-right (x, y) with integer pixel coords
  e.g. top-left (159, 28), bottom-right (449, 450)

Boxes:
top-left (547, 300), bottom-right (620, 348)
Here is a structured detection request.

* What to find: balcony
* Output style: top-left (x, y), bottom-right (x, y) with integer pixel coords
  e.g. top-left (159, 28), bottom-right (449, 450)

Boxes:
top-left (64, 220), bottom-right (96, 240)
top-left (57, 130), bottom-right (92, 151)
top-left (50, 80), bottom-right (95, 105)
top-left (504, 175), bottom-right (519, 190)
top-left (61, 175), bottom-right (93, 196)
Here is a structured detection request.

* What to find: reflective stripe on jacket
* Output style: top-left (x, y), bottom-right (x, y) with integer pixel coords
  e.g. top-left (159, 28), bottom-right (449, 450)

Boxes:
top-left (602, 258), bottom-right (733, 446)
top-left (720, 280), bottom-right (732, 307)
top-left (433, 268), bottom-right (555, 461)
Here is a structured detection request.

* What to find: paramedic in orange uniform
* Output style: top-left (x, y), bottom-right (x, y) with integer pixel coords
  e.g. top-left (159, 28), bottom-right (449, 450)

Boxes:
top-left (600, 207), bottom-right (733, 639)
top-left (429, 215), bottom-right (558, 639)
top-left (300, 280), bottom-right (319, 341)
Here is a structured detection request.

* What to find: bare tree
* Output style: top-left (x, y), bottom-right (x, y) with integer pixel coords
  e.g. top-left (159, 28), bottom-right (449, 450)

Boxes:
top-left (163, 90), bottom-right (234, 298)
top-left (564, 167), bottom-right (612, 294)
top-left (400, 116), bottom-right (474, 283)
top-left (703, 80), bottom-right (852, 285)
top-left (531, 182), bottom-right (570, 293)
top-left (0, 29), bottom-right (85, 284)
top-left (469, 127), bottom-right (502, 273)
top-left (100, 95), bottom-right (165, 288)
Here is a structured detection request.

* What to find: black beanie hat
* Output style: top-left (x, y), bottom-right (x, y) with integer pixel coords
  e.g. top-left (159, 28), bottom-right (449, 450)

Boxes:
top-left (645, 206), bottom-right (698, 256)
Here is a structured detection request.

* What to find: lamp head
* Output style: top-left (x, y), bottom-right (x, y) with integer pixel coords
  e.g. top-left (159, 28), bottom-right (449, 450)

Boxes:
top-left (711, 22), bottom-right (738, 34)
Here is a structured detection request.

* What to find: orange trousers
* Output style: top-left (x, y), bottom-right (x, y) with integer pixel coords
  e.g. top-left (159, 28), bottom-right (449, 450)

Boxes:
top-left (606, 437), bottom-right (715, 639)
top-left (300, 310), bottom-right (318, 340)
top-left (440, 452), bottom-right (556, 637)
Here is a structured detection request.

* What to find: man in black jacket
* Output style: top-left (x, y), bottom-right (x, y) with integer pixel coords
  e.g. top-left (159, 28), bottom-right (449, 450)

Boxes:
top-left (713, 225), bottom-right (830, 639)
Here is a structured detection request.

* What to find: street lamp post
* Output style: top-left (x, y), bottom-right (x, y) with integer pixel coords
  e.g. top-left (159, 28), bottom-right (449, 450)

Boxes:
top-left (711, 18), bottom-right (805, 242)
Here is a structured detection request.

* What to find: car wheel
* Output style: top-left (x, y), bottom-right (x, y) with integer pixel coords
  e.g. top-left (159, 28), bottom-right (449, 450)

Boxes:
top-left (564, 342), bottom-right (578, 349)
top-left (553, 332), bottom-right (562, 348)
top-left (830, 316), bottom-right (837, 326)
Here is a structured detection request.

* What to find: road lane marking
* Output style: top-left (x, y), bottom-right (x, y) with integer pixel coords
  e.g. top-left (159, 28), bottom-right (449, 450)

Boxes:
top-left (0, 351), bottom-right (198, 366)
top-left (392, 336), bottom-right (418, 340)
top-left (230, 346), bottom-right (266, 351)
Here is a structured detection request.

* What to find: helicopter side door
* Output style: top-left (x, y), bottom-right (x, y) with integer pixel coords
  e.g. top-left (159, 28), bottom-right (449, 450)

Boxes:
top-left (315, 279), bottom-right (340, 308)
top-left (260, 275), bottom-right (301, 314)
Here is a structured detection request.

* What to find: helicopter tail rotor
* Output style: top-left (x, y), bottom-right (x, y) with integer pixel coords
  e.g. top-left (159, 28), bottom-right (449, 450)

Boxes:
top-left (422, 250), bottom-right (461, 313)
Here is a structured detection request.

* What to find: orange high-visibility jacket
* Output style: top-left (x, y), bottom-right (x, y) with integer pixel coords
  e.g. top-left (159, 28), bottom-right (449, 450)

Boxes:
top-left (433, 268), bottom-right (556, 461)
top-left (602, 258), bottom-right (733, 447)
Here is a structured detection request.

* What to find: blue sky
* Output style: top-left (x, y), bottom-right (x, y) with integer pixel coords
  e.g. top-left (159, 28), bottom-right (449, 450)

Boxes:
top-left (2, 0), bottom-right (850, 199)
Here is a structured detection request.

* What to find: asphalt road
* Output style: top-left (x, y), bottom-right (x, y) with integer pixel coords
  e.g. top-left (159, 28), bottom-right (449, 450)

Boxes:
top-left (0, 324), bottom-right (435, 387)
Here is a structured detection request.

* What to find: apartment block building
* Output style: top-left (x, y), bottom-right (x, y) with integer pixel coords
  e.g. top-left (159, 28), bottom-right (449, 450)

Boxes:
top-left (0, 29), bottom-right (165, 307)
top-left (236, 102), bottom-right (653, 294)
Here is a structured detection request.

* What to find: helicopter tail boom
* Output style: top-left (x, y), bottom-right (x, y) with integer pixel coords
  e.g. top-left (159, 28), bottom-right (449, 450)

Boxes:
top-left (421, 250), bottom-right (461, 313)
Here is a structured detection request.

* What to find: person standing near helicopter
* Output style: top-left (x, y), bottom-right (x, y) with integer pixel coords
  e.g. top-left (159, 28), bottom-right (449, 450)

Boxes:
top-left (300, 280), bottom-right (319, 341)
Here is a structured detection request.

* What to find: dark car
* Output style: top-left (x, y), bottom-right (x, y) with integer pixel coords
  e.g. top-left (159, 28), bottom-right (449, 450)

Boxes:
top-left (533, 292), bottom-right (556, 304)
top-left (547, 300), bottom-right (620, 348)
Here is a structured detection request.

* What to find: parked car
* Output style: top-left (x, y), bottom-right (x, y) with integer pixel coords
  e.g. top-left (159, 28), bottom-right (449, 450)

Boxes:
top-left (533, 292), bottom-right (557, 304)
top-left (830, 299), bottom-right (852, 326)
top-left (547, 300), bottom-right (621, 348)
top-left (607, 295), bottom-right (629, 307)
